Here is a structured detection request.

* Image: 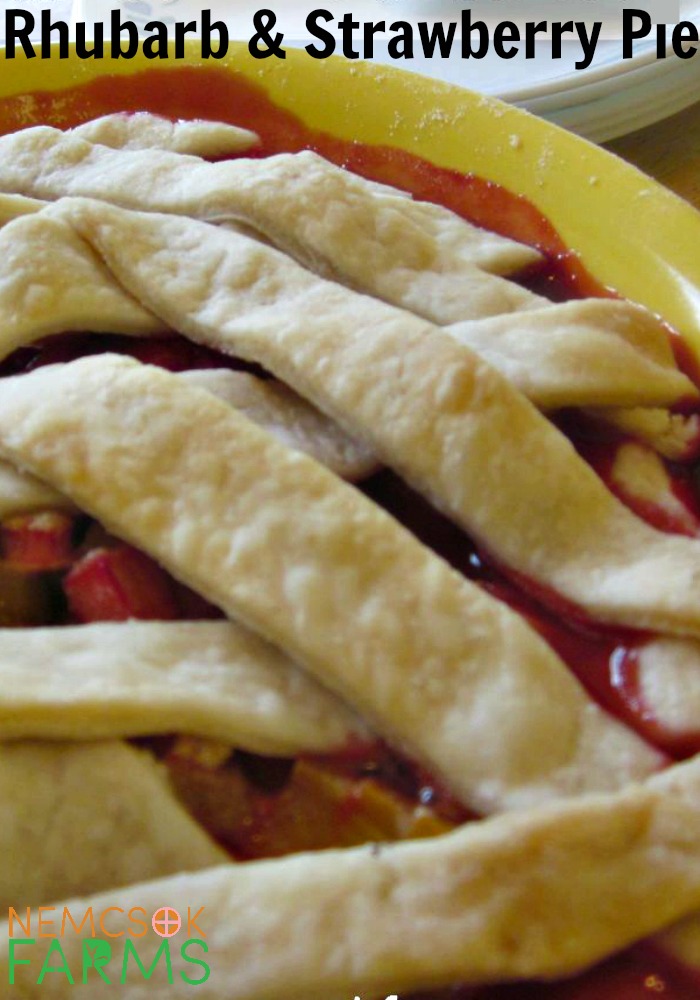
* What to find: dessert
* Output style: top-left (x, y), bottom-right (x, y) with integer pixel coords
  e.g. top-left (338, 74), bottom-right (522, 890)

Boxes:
top-left (0, 102), bottom-right (699, 998)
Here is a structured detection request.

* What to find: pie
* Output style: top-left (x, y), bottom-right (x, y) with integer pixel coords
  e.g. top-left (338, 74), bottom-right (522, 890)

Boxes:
top-left (0, 92), bottom-right (700, 999)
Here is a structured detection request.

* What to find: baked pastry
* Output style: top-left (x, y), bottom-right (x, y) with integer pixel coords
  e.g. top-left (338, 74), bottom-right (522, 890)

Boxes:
top-left (0, 109), bottom-right (700, 998)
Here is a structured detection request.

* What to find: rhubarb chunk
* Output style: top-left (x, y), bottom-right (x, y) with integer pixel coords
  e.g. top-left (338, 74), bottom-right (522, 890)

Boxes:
top-left (64, 545), bottom-right (180, 622)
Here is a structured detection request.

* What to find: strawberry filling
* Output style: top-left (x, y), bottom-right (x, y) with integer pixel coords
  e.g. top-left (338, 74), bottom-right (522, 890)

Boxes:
top-left (64, 546), bottom-right (181, 622)
top-left (0, 511), bottom-right (76, 570)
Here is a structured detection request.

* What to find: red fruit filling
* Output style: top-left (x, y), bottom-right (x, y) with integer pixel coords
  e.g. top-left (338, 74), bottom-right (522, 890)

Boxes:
top-left (64, 545), bottom-right (181, 622)
top-left (1, 511), bottom-right (76, 570)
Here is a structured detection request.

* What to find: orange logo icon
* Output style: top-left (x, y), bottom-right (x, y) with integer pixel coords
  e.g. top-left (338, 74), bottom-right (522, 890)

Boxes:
top-left (151, 907), bottom-right (182, 938)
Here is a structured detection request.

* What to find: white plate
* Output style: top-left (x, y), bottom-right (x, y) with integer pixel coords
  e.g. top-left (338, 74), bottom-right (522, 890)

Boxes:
top-left (283, 0), bottom-right (700, 141)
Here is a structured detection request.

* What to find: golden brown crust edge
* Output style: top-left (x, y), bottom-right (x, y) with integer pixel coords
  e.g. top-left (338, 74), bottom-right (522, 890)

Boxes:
top-left (0, 621), bottom-right (368, 753)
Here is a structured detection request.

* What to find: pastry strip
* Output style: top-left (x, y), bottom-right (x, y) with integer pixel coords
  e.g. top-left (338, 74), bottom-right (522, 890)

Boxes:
top-left (0, 127), bottom-right (542, 321)
top-left (0, 367), bottom-right (374, 517)
top-left (4, 130), bottom-right (690, 407)
top-left (448, 297), bottom-right (695, 409)
top-left (0, 740), bottom-right (226, 911)
top-left (0, 191), bottom-right (44, 225)
top-left (0, 621), bottom-right (367, 753)
top-left (609, 441), bottom-right (698, 534)
top-left (0, 211), bottom-right (163, 355)
top-left (182, 370), bottom-right (377, 481)
top-left (0, 209), bottom-right (373, 481)
top-left (0, 206), bottom-right (689, 413)
top-left (0, 460), bottom-right (74, 519)
top-left (0, 353), bottom-right (661, 814)
top-left (71, 112), bottom-right (259, 155)
top-left (62, 201), bottom-right (700, 639)
top-left (584, 406), bottom-right (700, 460)
top-left (3, 755), bottom-right (700, 997)
top-left (638, 638), bottom-right (700, 737)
